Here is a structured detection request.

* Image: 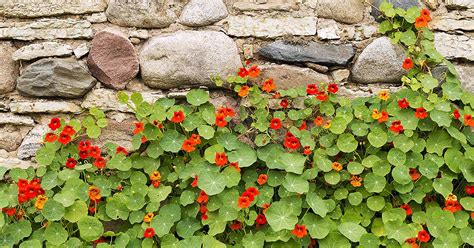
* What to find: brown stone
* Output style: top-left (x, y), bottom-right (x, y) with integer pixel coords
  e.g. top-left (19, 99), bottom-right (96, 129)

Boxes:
top-left (258, 64), bottom-right (330, 90)
top-left (96, 118), bottom-right (134, 151)
top-left (87, 29), bottom-right (139, 90)
top-left (0, 42), bottom-right (18, 94)
top-left (0, 125), bottom-right (31, 152)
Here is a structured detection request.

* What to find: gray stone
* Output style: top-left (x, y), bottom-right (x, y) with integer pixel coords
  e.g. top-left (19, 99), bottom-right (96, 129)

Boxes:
top-left (87, 29), bottom-right (139, 90)
top-left (82, 88), bottom-right (165, 112)
top-left (179, 0), bottom-right (228, 27)
top-left (434, 33), bottom-right (474, 61)
top-left (140, 31), bottom-right (242, 89)
top-left (0, 0), bottom-right (107, 17)
top-left (86, 12), bottom-right (108, 23)
top-left (445, 0), bottom-right (474, 9)
top-left (106, 0), bottom-right (181, 28)
top-left (233, 0), bottom-right (298, 11)
top-left (0, 42), bottom-right (18, 94)
top-left (74, 43), bottom-right (89, 58)
top-left (0, 19), bottom-right (93, 41)
top-left (456, 64), bottom-right (474, 93)
top-left (0, 113), bottom-right (35, 126)
top-left (9, 100), bottom-right (82, 114)
top-left (431, 12), bottom-right (474, 31)
top-left (227, 16), bottom-right (317, 38)
top-left (305, 63), bottom-right (329, 73)
top-left (309, 0), bottom-right (365, 24)
top-left (371, 0), bottom-right (419, 21)
top-left (129, 30), bottom-right (150, 39)
top-left (12, 42), bottom-right (73, 61)
top-left (351, 37), bottom-right (406, 84)
top-left (0, 150), bottom-right (37, 169)
top-left (331, 69), bottom-right (350, 82)
top-left (17, 58), bottom-right (96, 98)
top-left (0, 125), bottom-right (30, 152)
top-left (259, 41), bottom-right (355, 66)
top-left (258, 64), bottom-right (330, 90)
top-left (317, 19), bottom-right (340, 40)
top-left (17, 125), bottom-right (48, 159)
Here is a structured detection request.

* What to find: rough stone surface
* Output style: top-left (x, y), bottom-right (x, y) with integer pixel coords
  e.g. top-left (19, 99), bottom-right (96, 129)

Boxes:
top-left (13, 42), bottom-right (73, 61)
top-left (96, 118), bottom-right (134, 151)
top-left (431, 12), bottom-right (474, 31)
top-left (106, 0), bottom-right (181, 28)
top-left (179, 0), bottom-right (228, 27)
top-left (0, 125), bottom-right (30, 152)
top-left (17, 58), bottom-right (96, 98)
top-left (351, 37), bottom-right (406, 84)
top-left (0, 0), bottom-right (107, 17)
top-left (0, 113), bottom-right (35, 126)
top-left (456, 64), bottom-right (474, 92)
top-left (0, 42), bottom-right (18, 94)
top-left (9, 100), bottom-right (82, 114)
top-left (74, 43), bottom-right (89, 58)
top-left (87, 12), bottom-right (108, 23)
top-left (317, 19), bottom-right (340, 40)
top-left (233, 0), bottom-right (298, 11)
top-left (0, 150), bottom-right (37, 169)
top-left (82, 88), bottom-right (165, 112)
top-left (331, 69), bottom-right (351, 82)
top-left (259, 41), bottom-right (355, 66)
top-left (140, 31), bottom-right (242, 89)
top-left (310, 0), bottom-right (365, 24)
top-left (445, 0), bottom-right (474, 9)
top-left (17, 125), bottom-right (48, 159)
top-left (87, 29), bottom-right (139, 90)
top-left (372, 0), bottom-right (419, 20)
top-left (227, 16), bottom-right (317, 38)
top-left (0, 19), bottom-right (93, 41)
top-left (258, 64), bottom-right (330, 90)
top-left (434, 33), bottom-right (474, 61)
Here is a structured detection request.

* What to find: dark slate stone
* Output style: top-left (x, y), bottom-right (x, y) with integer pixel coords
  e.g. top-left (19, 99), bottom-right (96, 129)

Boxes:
top-left (258, 41), bottom-right (355, 66)
top-left (371, 0), bottom-right (420, 22)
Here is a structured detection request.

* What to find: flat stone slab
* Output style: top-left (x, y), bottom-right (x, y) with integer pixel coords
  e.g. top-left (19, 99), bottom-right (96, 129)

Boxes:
top-left (0, 0), bottom-right (107, 18)
top-left (258, 64), bottom-right (330, 90)
top-left (13, 42), bottom-right (73, 61)
top-left (434, 33), bottom-right (474, 61)
top-left (0, 19), bottom-right (93, 41)
top-left (9, 100), bottom-right (82, 114)
top-left (227, 16), bottom-right (317, 38)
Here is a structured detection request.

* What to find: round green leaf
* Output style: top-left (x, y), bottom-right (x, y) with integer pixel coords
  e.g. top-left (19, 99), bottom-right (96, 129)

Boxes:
top-left (337, 134), bottom-right (358, 153)
top-left (77, 216), bottom-right (104, 242)
top-left (186, 89), bottom-right (209, 106)
top-left (338, 222), bottom-right (367, 242)
top-left (44, 222), bottom-right (68, 245)
top-left (64, 200), bottom-right (88, 223)
top-left (364, 173), bottom-right (386, 193)
top-left (265, 201), bottom-right (298, 231)
top-left (367, 196), bottom-right (385, 211)
top-left (198, 171), bottom-right (226, 196)
top-left (387, 148), bottom-right (406, 166)
top-left (42, 199), bottom-right (65, 221)
top-left (159, 130), bottom-right (186, 153)
top-left (368, 130), bottom-right (387, 148)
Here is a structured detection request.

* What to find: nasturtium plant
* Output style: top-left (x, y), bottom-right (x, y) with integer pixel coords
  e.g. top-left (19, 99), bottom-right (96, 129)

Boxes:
top-left (1, 3), bottom-right (474, 248)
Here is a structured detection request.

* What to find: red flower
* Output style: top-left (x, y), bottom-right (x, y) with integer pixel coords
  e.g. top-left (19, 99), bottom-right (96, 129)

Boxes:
top-left (284, 135), bottom-right (300, 150)
top-left (89, 146), bottom-right (101, 159)
top-left (115, 146), bottom-right (128, 156)
top-left (197, 190), bottom-right (209, 204)
top-left (58, 132), bottom-right (71, 145)
top-left (378, 110), bottom-right (389, 123)
top-left (269, 118), bottom-right (282, 130)
top-left (2, 208), bottom-right (16, 217)
top-left (215, 114), bottom-right (228, 128)
top-left (409, 168), bottom-right (421, 181)
top-left (201, 213), bottom-right (208, 220)
top-left (62, 125), bottom-right (76, 136)
top-left (191, 176), bottom-right (198, 188)
top-left (402, 58), bottom-right (414, 70)
top-left (262, 78), bottom-right (276, 93)
top-left (390, 120), bottom-right (404, 134)
top-left (79, 150), bottom-right (89, 159)
top-left (465, 186), bottom-right (474, 195)
top-left (398, 98), bottom-right (409, 109)
top-left (230, 221), bottom-right (242, 230)
top-left (238, 67), bottom-right (249, 78)
top-left (93, 157), bottom-right (106, 169)
top-left (17, 179), bottom-right (29, 189)
top-left (190, 134), bottom-right (201, 145)
top-left (66, 158), bottom-right (77, 169)
top-left (298, 121), bottom-right (307, 130)
top-left (415, 108), bottom-right (428, 119)
top-left (257, 174), bottom-right (268, 185)
top-left (143, 228), bottom-right (155, 238)
top-left (306, 84), bottom-right (319, 95)
top-left (314, 116), bottom-right (324, 127)
top-left (248, 65), bottom-right (260, 78)
top-left (280, 99), bottom-right (289, 108)
top-left (78, 140), bottom-right (91, 151)
top-left (417, 230), bottom-right (430, 242)
top-left (133, 122), bottom-right (144, 134)
top-left (444, 199), bottom-right (463, 213)
top-left (229, 162), bottom-right (240, 172)
top-left (215, 152), bottom-right (228, 166)
top-left (327, 83), bottom-right (338, 94)
top-left (182, 139), bottom-right (196, 153)
top-left (453, 109), bottom-right (460, 119)
top-left (246, 187), bottom-right (259, 196)
top-left (303, 146), bottom-right (312, 155)
top-left (241, 191), bottom-right (255, 202)
top-left (256, 214), bottom-right (267, 225)
top-left (464, 114), bottom-right (474, 127)
top-left (171, 111), bottom-right (185, 123)
top-left (238, 196), bottom-right (251, 209)
top-left (199, 204), bottom-right (208, 214)
top-left (217, 107), bottom-right (235, 118)
top-left (405, 238), bottom-right (418, 247)
top-left (292, 224), bottom-right (307, 238)
top-left (316, 91), bottom-right (328, 101)
top-left (44, 133), bottom-right (57, 143)
top-left (401, 204), bottom-right (412, 216)
top-left (420, 8), bottom-right (432, 21)
top-left (48, 117), bottom-right (61, 130)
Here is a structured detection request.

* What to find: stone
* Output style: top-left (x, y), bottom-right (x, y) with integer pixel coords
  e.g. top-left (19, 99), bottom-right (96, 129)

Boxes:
top-left (431, 12), bottom-right (474, 31)
top-left (87, 29), bottom-right (139, 90)
top-left (0, 113), bottom-right (35, 126)
top-left (9, 100), bottom-right (82, 114)
top-left (423, 0), bottom-right (440, 9)
top-left (140, 31), bottom-right (242, 89)
top-left (179, 0), bottom-right (228, 27)
top-left (371, 0), bottom-right (419, 21)
top-left (227, 16), bottom-right (317, 38)
top-left (331, 69), bottom-right (350, 82)
top-left (0, 19), bottom-right (93, 41)
top-left (434, 33), bottom-right (474, 61)
top-left (317, 19), bottom-right (340, 40)
top-left (82, 88), bottom-right (165, 112)
top-left (17, 125), bottom-right (48, 159)
top-left (0, 125), bottom-right (30, 152)
top-left (96, 118), bottom-right (134, 151)
top-left (243, 44), bottom-right (254, 59)
top-left (351, 37), bottom-right (406, 84)
top-left (445, 0), bottom-right (474, 9)
top-left (12, 42), bottom-right (73, 61)
top-left (86, 12), bottom-right (108, 23)
top-left (309, 0), bottom-right (365, 24)
top-left (0, 42), bottom-right (18, 94)
top-left (17, 58), bottom-right (96, 98)
top-left (0, 150), bottom-right (37, 169)
top-left (129, 30), bottom-right (150, 39)
top-left (0, 0), bottom-right (106, 17)
top-left (258, 64), bottom-right (330, 90)
top-left (456, 64), bottom-right (474, 93)
top-left (233, 0), bottom-right (298, 11)
top-left (259, 41), bottom-right (355, 65)
top-left (305, 63), bottom-right (329, 73)
top-left (106, 0), bottom-right (181, 28)
top-left (74, 43), bottom-right (89, 58)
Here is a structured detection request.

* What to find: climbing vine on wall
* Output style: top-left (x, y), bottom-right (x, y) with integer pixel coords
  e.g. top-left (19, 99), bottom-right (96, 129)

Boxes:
top-left (1, 3), bottom-right (474, 248)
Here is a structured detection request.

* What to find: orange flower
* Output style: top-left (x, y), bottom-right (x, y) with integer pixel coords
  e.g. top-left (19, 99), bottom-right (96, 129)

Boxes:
top-left (378, 110), bottom-right (389, 123)
top-left (34, 195), bottom-right (48, 210)
top-left (197, 190), bottom-right (209, 204)
top-left (378, 90), bottom-right (390, 101)
top-left (171, 111), bottom-right (185, 123)
top-left (238, 85), bottom-right (250, 97)
top-left (44, 133), bottom-right (57, 143)
top-left (332, 162), bottom-right (343, 172)
top-left (420, 8), bottom-right (431, 21)
top-left (88, 186), bottom-right (101, 202)
top-left (415, 16), bottom-right (428, 28)
top-left (238, 196), bottom-right (251, 208)
top-left (409, 168), bottom-right (421, 181)
top-left (415, 108), bottom-right (428, 119)
top-left (262, 203), bottom-right (271, 213)
top-left (191, 176), bottom-right (198, 187)
top-left (292, 224), bottom-right (307, 238)
top-left (182, 139), bottom-right (196, 153)
top-left (402, 58), bottom-right (414, 70)
top-left (133, 122), bottom-right (144, 134)
top-left (229, 162), bottom-right (240, 172)
top-left (257, 174), bottom-right (268, 185)
top-left (217, 107), bottom-right (235, 118)
top-left (215, 114), bottom-right (228, 128)
top-left (372, 109), bottom-right (382, 120)
top-left (350, 175), bottom-right (362, 187)
top-left (143, 212), bottom-right (154, 223)
top-left (405, 238), bottom-right (419, 248)
top-left (248, 65), bottom-right (260, 78)
top-left (314, 116), bottom-right (324, 127)
top-left (215, 152), bottom-right (228, 166)
top-left (390, 120), bottom-right (404, 134)
top-left (190, 134), bottom-right (201, 145)
top-left (464, 114), bottom-right (474, 126)
top-left (316, 91), bottom-right (328, 101)
top-left (323, 120), bottom-right (331, 129)
top-left (262, 78), bottom-right (276, 93)
top-left (303, 146), bottom-right (312, 155)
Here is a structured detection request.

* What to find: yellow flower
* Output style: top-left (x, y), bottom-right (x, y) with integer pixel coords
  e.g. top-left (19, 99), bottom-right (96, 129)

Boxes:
top-left (323, 120), bottom-right (331, 129)
top-left (372, 109), bottom-right (382, 119)
top-left (35, 195), bottom-right (48, 210)
top-left (446, 193), bottom-right (457, 201)
top-left (143, 212), bottom-right (154, 223)
top-left (88, 186), bottom-right (101, 201)
top-left (150, 171), bottom-right (161, 181)
top-left (378, 90), bottom-right (390, 101)
top-left (332, 162), bottom-right (343, 172)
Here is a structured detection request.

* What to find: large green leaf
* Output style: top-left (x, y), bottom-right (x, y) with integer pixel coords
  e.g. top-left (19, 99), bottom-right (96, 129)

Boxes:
top-left (198, 170), bottom-right (226, 195)
top-left (186, 89), bottom-right (209, 106)
top-left (282, 173), bottom-right (309, 194)
top-left (338, 222), bottom-right (367, 242)
top-left (265, 201), bottom-right (298, 231)
top-left (306, 193), bottom-right (328, 217)
top-left (228, 145), bottom-right (257, 168)
top-left (337, 133), bottom-right (358, 153)
top-left (368, 129), bottom-right (387, 148)
top-left (159, 130), bottom-right (186, 153)
top-left (426, 130), bottom-right (452, 156)
top-left (78, 216), bottom-right (104, 242)
top-left (42, 199), bottom-right (65, 221)
top-left (278, 153), bottom-right (307, 174)
top-left (44, 222), bottom-right (68, 245)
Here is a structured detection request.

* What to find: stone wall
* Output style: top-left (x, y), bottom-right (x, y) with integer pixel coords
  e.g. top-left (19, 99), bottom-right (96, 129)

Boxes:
top-left (0, 0), bottom-right (472, 168)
